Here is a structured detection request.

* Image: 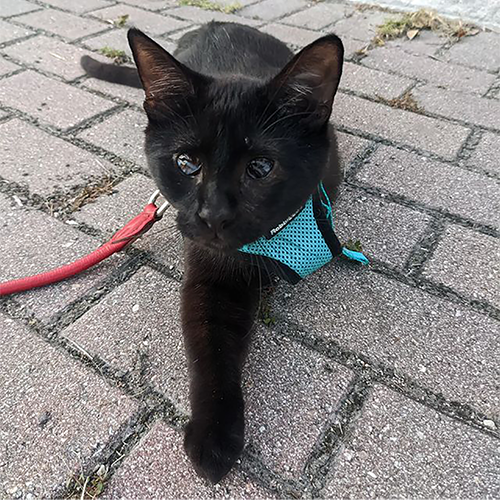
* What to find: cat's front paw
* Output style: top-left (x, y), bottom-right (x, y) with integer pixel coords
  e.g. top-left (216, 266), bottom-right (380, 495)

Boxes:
top-left (184, 416), bottom-right (244, 483)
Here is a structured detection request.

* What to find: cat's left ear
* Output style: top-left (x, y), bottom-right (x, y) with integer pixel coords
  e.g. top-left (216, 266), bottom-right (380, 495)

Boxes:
top-left (270, 34), bottom-right (344, 128)
top-left (127, 28), bottom-right (206, 118)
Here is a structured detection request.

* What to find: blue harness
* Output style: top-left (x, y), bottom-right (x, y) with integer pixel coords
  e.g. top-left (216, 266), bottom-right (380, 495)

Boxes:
top-left (238, 184), bottom-right (368, 284)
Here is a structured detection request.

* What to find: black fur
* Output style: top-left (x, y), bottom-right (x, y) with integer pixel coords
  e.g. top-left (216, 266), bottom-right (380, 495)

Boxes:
top-left (81, 22), bottom-right (344, 483)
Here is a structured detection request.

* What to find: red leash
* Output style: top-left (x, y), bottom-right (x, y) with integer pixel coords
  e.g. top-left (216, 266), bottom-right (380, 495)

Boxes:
top-left (0, 191), bottom-right (169, 297)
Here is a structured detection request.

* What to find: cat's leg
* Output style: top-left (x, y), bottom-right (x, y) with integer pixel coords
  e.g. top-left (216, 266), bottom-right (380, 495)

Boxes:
top-left (181, 243), bottom-right (261, 483)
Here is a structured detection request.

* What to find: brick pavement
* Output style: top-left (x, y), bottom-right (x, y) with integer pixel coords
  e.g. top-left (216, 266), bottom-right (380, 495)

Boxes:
top-left (0, 0), bottom-right (499, 498)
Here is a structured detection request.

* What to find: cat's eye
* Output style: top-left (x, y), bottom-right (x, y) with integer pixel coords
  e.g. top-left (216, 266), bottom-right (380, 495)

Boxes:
top-left (176, 153), bottom-right (202, 176)
top-left (246, 158), bottom-right (274, 179)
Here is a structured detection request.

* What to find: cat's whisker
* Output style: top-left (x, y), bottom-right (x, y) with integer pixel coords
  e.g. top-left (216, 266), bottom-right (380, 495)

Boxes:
top-left (258, 93), bottom-right (305, 130)
top-left (256, 54), bottom-right (305, 127)
top-left (182, 96), bottom-right (199, 130)
top-left (254, 242), bottom-right (275, 286)
top-left (260, 111), bottom-right (312, 136)
top-left (261, 136), bottom-right (294, 143)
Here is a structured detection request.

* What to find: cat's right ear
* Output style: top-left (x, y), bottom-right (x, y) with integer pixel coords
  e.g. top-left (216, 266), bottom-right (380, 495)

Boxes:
top-left (269, 34), bottom-right (344, 129)
top-left (128, 29), bottom-right (204, 116)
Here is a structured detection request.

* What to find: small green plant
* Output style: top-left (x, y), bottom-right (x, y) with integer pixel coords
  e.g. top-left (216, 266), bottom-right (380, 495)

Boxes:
top-left (179, 0), bottom-right (242, 14)
top-left (71, 176), bottom-right (115, 212)
top-left (66, 465), bottom-right (108, 499)
top-left (258, 286), bottom-right (277, 327)
top-left (344, 239), bottom-right (364, 253)
top-left (377, 15), bottom-right (413, 39)
top-left (98, 46), bottom-right (129, 65)
top-left (113, 14), bottom-right (129, 28)
top-left (381, 91), bottom-right (423, 113)
top-left (260, 301), bottom-right (276, 327)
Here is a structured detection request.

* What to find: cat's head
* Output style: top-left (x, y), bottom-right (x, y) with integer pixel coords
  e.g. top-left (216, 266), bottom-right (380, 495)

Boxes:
top-left (128, 28), bottom-right (343, 252)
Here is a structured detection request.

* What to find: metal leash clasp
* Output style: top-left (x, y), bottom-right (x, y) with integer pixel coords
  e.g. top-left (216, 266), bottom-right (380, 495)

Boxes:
top-left (149, 190), bottom-right (170, 219)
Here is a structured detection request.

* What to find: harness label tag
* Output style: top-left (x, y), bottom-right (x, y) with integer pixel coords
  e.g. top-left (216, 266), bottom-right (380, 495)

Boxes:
top-left (265, 206), bottom-right (303, 239)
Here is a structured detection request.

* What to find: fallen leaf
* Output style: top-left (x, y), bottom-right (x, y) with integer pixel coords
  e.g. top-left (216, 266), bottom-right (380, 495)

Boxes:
top-left (407, 29), bottom-right (419, 40)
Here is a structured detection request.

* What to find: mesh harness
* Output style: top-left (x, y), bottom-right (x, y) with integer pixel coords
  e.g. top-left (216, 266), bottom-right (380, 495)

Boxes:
top-left (238, 184), bottom-right (368, 284)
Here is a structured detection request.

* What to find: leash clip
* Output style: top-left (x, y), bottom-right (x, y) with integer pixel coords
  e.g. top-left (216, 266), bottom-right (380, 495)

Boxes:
top-left (149, 189), bottom-right (170, 219)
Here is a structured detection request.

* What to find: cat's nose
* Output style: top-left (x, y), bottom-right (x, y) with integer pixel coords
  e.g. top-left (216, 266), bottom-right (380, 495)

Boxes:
top-left (198, 206), bottom-right (231, 233)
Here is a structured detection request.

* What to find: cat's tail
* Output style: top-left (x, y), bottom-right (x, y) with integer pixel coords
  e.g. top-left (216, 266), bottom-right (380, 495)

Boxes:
top-left (80, 56), bottom-right (142, 88)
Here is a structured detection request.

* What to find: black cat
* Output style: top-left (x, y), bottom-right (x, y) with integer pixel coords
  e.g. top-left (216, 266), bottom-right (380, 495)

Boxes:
top-left (81, 22), bottom-right (344, 483)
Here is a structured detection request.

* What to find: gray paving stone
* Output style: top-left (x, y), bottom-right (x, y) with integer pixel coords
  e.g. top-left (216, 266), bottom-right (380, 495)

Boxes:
top-left (336, 131), bottom-right (370, 173)
top-left (384, 30), bottom-right (447, 57)
top-left (61, 268), bottom-right (188, 408)
top-left (167, 6), bottom-right (260, 27)
top-left (0, 20), bottom-right (33, 45)
top-left (0, 70), bottom-right (116, 130)
top-left (213, 0), bottom-right (258, 6)
top-left (0, 0), bottom-right (39, 18)
top-left (77, 108), bottom-right (148, 166)
top-left (423, 225), bottom-right (500, 308)
top-left (120, 0), bottom-right (178, 9)
top-left (82, 29), bottom-right (135, 57)
top-left (356, 146), bottom-right (500, 230)
top-left (282, 3), bottom-right (353, 31)
top-left (82, 28), bottom-right (176, 59)
top-left (362, 46), bottom-right (496, 95)
top-left (340, 35), bottom-right (374, 59)
top-left (239, 0), bottom-right (307, 21)
top-left (413, 85), bottom-right (500, 130)
top-left (0, 56), bottom-right (19, 77)
top-left (167, 25), bottom-right (200, 42)
top-left (332, 93), bottom-right (470, 159)
top-left (275, 262), bottom-right (500, 418)
top-left (335, 8), bottom-right (445, 57)
top-left (15, 8), bottom-right (107, 41)
top-left (244, 330), bottom-right (353, 478)
top-left (259, 22), bottom-right (321, 48)
top-left (103, 422), bottom-right (274, 499)
top-left (467, 131), bottom-right (500, 176)
top-left (333, 189), bottom-right (431, 269)
top-left (72, 174), bottom-right (183, 270)
top-left (2, 35), bottom-right (108, 81)
top-left (74, 175), bottom-right (159, 237)
top-left (0, 118), bottom-right (117, 197)
top-left (62, 270), bottom-right (353, 478)
top-left (340, 61), bottom-right (413, 100)
top-left (41, 0), bottom-right (111, 13)
top-left (1, 3), bottom-right (499, 494)
top-left (331, 9), bottom-right (388, 42)
top-left (89, 5), bottom-right (190, 35)
top-left (443, 31), bottom-right (500, 72)
top-left (0, 193), bottom-right (126, 322)
top-left (324, 386), bottom-right (500, 499)
top-left (81, 77), bottom-right (145, 105)
top-left (147, 35), bottom-right (178, 53)
top-left (0, 314), bottom-right (138, 499)
top-left (211, 0), bottom-right (262, 6)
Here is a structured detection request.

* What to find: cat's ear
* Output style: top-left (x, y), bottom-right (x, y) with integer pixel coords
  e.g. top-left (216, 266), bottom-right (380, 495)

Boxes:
top-left (127, 28), bottom-right (204, 115)
top-left (270, 34), bottom-right (344, 128)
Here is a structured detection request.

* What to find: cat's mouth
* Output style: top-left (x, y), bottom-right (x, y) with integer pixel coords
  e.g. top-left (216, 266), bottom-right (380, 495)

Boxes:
top-left (180, 225), bottom-right (239, 252)
top-left (203, 235), bottom-right (232, 251)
